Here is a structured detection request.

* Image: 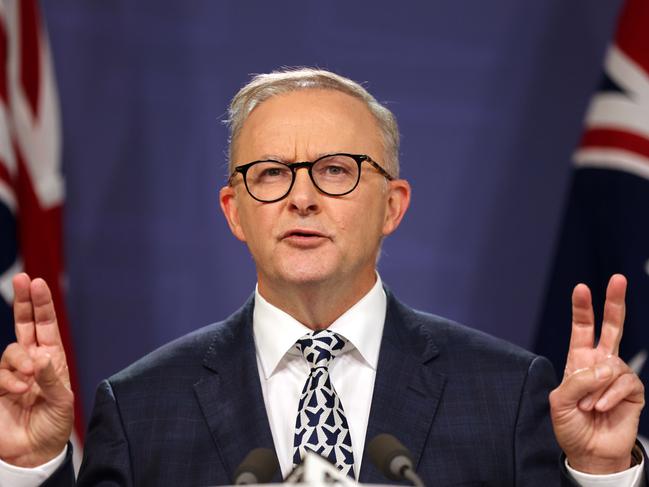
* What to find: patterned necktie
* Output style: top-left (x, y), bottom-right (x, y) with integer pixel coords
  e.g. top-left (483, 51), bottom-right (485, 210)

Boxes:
top-left (292, 329), bottom-right (355, 478)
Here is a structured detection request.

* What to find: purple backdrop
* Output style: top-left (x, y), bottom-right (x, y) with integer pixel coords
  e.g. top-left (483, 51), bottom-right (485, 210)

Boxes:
top-left (41, 0), bottom-right (622, 418)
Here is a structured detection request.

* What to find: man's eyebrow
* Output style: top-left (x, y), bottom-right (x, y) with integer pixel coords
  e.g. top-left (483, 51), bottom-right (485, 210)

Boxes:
top-left (247, 151), bottom-right (343, 164)
top-left (257, 152), bottom-right (340, 162)
top-left (255, 154), bottom-right (286, 161)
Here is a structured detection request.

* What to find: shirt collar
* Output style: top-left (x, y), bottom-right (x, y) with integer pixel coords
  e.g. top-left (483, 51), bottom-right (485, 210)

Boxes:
top-left (253, 274), bottom-right (387, 379)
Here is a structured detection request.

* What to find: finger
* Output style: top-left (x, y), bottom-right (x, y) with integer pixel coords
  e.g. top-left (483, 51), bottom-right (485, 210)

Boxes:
top-left (30, 278), bottom-right (63, 348)
top-left (551, 357), bottom-right (621, 409)
top-left (33, 350), bottom-right (73, 405)
top-left (576, 356), bottom-right (629, 410)
top-left (12, 273), bottom-right (36, 347)
top-left (598, 274), bottom-right (627, 356)
top-left (0, 369), bottom-right (29, 395)
top-left (0, 343), bottom-right (35, 375)
top-left (594, 372), bottom-right (644, 412)
top-left (566, 283), bottom-right (595, 365)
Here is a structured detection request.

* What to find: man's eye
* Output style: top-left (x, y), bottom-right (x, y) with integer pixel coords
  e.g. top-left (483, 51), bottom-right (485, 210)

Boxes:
top-left (323, 165), bottom-right (348, 176)
top-left (258, 166), bottom-right (290, 180)
top-left (262, 168), bottom-right (282, 177)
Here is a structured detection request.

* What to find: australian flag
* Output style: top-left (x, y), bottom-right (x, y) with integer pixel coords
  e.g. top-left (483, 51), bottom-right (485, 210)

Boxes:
top-left (1, 0), bottom-right (84, 465)
top-left (536, 0), bottom-right (649, 437)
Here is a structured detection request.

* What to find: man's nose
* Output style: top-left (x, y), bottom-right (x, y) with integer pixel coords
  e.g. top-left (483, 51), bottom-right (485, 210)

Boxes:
top-left (286, 167), bottom-right (320, 213)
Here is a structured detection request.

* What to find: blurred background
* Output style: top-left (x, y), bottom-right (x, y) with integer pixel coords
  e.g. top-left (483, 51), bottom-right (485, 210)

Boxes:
top-left (3, 0), bottom-right (648, 438)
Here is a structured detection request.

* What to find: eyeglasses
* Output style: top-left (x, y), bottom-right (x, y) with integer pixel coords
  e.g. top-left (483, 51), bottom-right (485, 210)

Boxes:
top-left (229, 153), bottom-right (394, 203)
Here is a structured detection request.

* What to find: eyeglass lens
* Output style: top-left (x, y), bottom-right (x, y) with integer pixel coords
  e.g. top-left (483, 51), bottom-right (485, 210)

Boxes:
top-left (245, 154), bottom-right (359, 201)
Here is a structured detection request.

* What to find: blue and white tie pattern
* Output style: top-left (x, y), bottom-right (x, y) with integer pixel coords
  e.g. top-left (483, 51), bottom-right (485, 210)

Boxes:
top-left (292, 330), bottom-right (355, 477)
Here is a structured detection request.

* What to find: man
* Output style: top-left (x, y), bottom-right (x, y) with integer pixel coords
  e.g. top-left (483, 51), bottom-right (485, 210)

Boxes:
top-left (0, 68), bottom-right (645, 486)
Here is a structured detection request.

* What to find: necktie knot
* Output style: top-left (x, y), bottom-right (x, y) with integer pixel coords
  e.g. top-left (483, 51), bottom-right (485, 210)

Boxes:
top-left (296, 330), bottom-right (347, 369)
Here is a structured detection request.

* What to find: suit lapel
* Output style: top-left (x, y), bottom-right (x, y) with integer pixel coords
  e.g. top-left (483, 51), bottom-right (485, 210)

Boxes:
top-left (359, 291), bottom-right (447, 484)
top-left (193, 297), bottom-right (282, 483)
top-left (190, 291), bottom-right (446, 484)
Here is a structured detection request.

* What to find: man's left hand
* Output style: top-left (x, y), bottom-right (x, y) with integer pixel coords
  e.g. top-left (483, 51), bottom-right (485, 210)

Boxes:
top-left (549, 274), bottom-right (645, 474)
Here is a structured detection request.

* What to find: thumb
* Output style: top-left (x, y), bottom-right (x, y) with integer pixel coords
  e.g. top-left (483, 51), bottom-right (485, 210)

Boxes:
top-left (33, 352), bottom-right (73, 406)
top-left (551, 362), bottom-right (615, 410)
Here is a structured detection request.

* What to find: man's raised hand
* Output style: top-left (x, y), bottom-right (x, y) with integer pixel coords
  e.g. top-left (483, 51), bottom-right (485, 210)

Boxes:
top-left (550, 274), bottom-right (645, 474)
top-left (0, 273), bottom-right (74, 467)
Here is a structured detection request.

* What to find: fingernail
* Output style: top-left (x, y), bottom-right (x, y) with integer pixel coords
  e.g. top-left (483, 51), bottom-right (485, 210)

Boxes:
top-left (595, 365), bottom-right (612, 380)
top-left (596, 397), bottom-right (608, 410)
top-left (579, 396), bottom-right (593, 409)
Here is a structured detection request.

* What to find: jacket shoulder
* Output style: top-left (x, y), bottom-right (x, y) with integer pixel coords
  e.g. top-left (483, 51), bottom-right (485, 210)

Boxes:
top-left (387, 292), bottom-right (549, 371)
top-left (108, 297), bottom-right (253, 386)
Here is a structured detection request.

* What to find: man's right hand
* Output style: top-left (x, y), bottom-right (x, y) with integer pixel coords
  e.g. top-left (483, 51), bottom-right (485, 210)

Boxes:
top-left (0, 273), bottom-right (73, 467)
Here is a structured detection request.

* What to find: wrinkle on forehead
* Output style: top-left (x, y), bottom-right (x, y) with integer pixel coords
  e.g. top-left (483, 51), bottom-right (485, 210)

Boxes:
top-left (232, 89), bottom-right (385, 166)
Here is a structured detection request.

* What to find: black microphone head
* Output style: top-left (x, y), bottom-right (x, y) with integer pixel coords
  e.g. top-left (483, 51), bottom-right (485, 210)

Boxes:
top-left (233, 447), bottom-right (278, 485)
top-left (367, 433), bottom-right (414, 481)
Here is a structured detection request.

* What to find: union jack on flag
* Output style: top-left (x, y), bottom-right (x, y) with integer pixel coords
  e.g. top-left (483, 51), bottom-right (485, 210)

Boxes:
top-left (0, 0), bottom-right (84, 466)
top-left (536, 0), bottom-right (649, 436)
top-left (574, 0), bottom-right (649, 179)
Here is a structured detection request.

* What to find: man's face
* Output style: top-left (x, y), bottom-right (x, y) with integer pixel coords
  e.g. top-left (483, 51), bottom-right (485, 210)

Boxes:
top-left (220, 89), bottom-right (410, 295)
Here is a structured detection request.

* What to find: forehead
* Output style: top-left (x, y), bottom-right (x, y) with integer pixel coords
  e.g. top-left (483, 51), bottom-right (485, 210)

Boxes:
top-left (234, 89), bottom-right (384, 163)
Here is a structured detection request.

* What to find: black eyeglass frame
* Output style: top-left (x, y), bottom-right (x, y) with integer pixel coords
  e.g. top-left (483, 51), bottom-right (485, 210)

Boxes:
top-left (228, 153), bottom-right (394, 203)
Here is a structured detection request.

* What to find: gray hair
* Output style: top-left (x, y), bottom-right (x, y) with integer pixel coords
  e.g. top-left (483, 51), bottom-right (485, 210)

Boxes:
top-left (225, 67), bottom-right (400, 177)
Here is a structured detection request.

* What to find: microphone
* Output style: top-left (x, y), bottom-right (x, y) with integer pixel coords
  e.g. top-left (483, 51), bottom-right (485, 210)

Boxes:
top-left (367, 434), bottom-right (425, 487)
top-left (233, 448), bottom-right (278, 485)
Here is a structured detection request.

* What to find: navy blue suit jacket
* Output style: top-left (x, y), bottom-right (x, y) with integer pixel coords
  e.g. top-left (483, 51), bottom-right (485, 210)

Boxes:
top-left (46, 290), bottom-right (584, 486)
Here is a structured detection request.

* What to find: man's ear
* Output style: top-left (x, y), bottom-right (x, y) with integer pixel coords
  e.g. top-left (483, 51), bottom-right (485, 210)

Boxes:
top-left (382, 179), bottom-right (411, 237)
top-left (219, 185), bottom-right (247, 242)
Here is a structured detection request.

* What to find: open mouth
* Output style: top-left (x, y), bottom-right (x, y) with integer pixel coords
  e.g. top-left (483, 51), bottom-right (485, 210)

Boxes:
top-left (280, 229), bottom-right (330, 246)
top-left (281, 229), bottom-right (327, 239)
top-left (288, 231), bottom-right (321, 238)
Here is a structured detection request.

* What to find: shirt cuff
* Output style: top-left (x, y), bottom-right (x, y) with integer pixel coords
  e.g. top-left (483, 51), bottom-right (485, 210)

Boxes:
top-left (566, 456), bottom-right (645, 487)
top-left (0, 446), bottom-right (68, 487)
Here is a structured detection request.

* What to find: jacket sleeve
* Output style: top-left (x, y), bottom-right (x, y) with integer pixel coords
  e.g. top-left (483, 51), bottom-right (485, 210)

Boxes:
top-left (512, 355), bottom-right (577, 486)
top-left (75, 380), bottom-right (133, 486)
top-left (38, 444), bottom-right (75, 487)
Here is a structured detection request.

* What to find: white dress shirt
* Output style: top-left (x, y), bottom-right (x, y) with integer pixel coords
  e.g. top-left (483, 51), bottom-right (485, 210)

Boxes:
top-left (253, 276), bottom-right (386, 478)
top-left (0, 275), bottom-right (644, 486)
top-left (0, 447), bottom-right (67, 487)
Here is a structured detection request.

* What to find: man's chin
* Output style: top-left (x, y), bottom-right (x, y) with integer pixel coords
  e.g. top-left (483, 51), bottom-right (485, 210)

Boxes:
top-left (276, 269), bottom-right (336, 287)
top-left (270, 260), bottom-right (342, 288)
